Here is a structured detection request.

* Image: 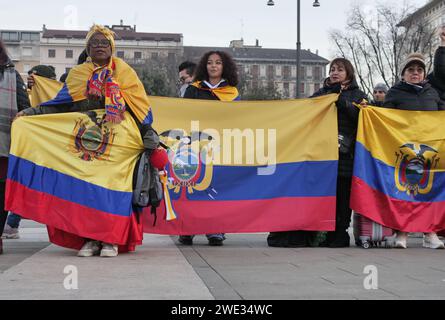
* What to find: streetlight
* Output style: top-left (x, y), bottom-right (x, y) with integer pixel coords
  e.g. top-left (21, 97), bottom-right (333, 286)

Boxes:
top-left (267, 0), bottom-right (321, 98)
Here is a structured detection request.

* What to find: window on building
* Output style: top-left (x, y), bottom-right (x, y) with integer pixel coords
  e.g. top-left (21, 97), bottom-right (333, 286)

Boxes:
top-left (282, 66), bottom-right (291, 80)
top-left (283, 82), bottom-right (290, 98)
top-left (267, 65), bottom-right (275, 79)
top-left (22, 47), bottom-right (32, 57)
top-left (314, 83), bottom-right (321, 92)
top-left (300, 66), bottom-right (306, 79)
top-left (168, 52), bottom-right (176, 61)
top-left (313, 66), bottom-right (322, 81)
top-left (134, 52), bottom-right (142, 59)
top-left (21, 32), bottom-right (39, 41)
top-left (66, 50), bottom-right (73, 59)
top-left (1, 32), bottom-right (19, 41)
top-left (251, 65), bottom-right (260, 80)
top-left (117, 51), bottom-right (125, 59)
top-left (48, 49), bottom-right (56, 58)
top-left (151, 52), bottom-right (158, 60)
top-left (300, 82), bottom-right (305, 94)
top-left (252, 81), bottom-right (259, 90)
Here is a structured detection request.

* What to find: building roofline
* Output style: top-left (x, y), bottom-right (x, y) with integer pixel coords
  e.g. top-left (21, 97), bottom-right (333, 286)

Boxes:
top-left (398, 0), bottom-right (443, 27)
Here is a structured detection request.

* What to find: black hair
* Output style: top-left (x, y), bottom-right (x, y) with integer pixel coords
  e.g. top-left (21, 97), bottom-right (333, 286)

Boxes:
top-left (194, 51), bottom-right (239, 87)
top-left (0, 39), bottom-right (9, 65)
top-left (178, 61), bottom-right (197, 77)
top-left (77, 49), bottom-right (89, 65)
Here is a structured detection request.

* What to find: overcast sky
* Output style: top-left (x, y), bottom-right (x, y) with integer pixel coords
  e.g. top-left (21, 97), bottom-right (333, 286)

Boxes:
top-left (0, 0), bottom-right (428, 59)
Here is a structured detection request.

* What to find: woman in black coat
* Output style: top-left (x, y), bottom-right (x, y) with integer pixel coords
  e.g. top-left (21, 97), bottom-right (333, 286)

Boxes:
top-left (179, 50), bottom-right (240, 247)
top-left (383, 53), bottom-right (445, 249)
top-left (383, 53), bottom-right (444, 111)
top-left (0, 39), bottom-right (31, 254)
top-left (268, 58), bottom-right (368, 248)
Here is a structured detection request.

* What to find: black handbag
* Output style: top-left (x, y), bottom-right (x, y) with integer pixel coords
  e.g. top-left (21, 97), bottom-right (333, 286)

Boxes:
top-left (338, 133), bottom-right (355, 155)
top-left (132, 150), bottom-right (164, 225)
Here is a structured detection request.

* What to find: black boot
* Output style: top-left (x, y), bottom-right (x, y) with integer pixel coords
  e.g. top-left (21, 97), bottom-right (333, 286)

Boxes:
top-left (267, 231), bottom-right (309, 248)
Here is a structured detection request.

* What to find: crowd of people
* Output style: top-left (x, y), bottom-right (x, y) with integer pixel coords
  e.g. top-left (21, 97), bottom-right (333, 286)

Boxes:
top-left (1, 24), bottom-right (445, 256)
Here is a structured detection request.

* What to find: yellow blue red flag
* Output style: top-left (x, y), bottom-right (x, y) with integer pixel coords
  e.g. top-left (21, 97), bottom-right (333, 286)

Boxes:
top-left (351, 107), bottom-right (445, 232)
top-left (30, 75), bottom-right (63, 107)
top-left (143, 95), bottom-right (339, 235)
top-left (6, 110), bottom-right (145, 251)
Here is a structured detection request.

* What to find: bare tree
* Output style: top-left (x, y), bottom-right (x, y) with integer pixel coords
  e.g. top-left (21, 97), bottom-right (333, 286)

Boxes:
top-left (329, 2), bottom-right (437, 96)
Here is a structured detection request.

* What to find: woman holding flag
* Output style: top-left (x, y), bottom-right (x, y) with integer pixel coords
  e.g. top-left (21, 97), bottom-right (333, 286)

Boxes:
top-left (180, 50), bottom-right (240, 246)
top-left (268, 58), bottom-right (367, 248)
top-left (14, 25), bottom-right (160, 257)
top-left (383, 53), bottom-right (445, 249)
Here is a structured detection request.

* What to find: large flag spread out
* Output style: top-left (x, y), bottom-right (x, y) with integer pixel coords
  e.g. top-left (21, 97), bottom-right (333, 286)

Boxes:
top-left (351, 107), bottom-right (445, 233)
top-left (144, 95), bottom-right (339, 235)
top-left (6, 110), bottom-right (145, 251)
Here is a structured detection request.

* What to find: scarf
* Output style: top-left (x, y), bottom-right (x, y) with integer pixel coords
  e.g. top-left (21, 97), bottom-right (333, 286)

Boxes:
top-left (191, 81), bottom-right (240, 101)
top-left (0, 63), bottom-right (17, 158)
top-left (86, 60), bottom-right (127, 123)
top-left (41, 57), bottom-right (152, 126)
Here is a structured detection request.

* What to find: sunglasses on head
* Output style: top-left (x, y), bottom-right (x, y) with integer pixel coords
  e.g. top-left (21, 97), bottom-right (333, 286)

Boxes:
top-left (89, 39), bottom-right (111, 48)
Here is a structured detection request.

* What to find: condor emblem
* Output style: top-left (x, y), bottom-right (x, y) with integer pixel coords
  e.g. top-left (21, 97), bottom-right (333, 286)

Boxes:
top-left (160, 129), bottom-right (217, 199)
top-left (395, 143), bottom-right (440, 196)
top-left (70, 111), bottom-right (115, 161)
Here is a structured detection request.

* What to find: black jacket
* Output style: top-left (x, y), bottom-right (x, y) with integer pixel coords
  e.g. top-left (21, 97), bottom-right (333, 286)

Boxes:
top-left (311, 78), bottom-right (368, 177)
top-left (184, 84), bottom-right (219, 100)
top-left (428, 46), bottom-right (445, 102)
top-left (383, 81), bottom-right (445, 111)
top-left (370, 100), bottom-right (384, 107)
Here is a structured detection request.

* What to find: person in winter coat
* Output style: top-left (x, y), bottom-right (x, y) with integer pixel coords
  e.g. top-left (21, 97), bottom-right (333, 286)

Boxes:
top-left (268, 58), bottom-right (368, 248)
top-left (2, 64), bottom-right (59, 241)
top-left (179, 50), bottom-right (240, 247)
top-left (383, 53), bottom-right (445, 249)
top-left (427, 27), bottom-right (445, 103)
top-left (0, 39), bottom-right (31, 254)
top-left (383, 53), bottom-right (445, 111)
top-left (371, 83), bottom-right (388, 107)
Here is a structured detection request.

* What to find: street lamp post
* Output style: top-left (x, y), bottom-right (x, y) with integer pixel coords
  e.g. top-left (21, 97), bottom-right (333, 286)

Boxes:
top-left (268, 0), bottom-right (320, 98)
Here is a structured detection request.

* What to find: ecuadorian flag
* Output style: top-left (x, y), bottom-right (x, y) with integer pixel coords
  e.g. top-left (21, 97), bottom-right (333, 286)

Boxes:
top-left (351, 106), bottom-right (445, 233)
top-left (6, 110), bottom-right (145, 252)
top-left (29, 75), bottom-right (63, 107)
top-left (143, 94), bottom-right (339, 235)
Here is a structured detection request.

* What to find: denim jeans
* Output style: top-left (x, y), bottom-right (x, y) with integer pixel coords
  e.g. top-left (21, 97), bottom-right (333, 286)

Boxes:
top-left (7, 212), bottom-right (21, 229)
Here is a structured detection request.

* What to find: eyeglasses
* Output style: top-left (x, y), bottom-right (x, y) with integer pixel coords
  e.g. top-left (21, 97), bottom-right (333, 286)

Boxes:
top-left (89, 39), bottom-right (111, 48)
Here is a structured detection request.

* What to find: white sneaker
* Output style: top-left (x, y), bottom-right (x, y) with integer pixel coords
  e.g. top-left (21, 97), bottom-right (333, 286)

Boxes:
top-left (1, 225), bottom-right (20, 239)
top-left (394, 232), bottom-right (408, 249)
top-left (423, 233), bottom-right (445, 249)
top-left (77, 241), bottom-right (102, 257)
top-left (100, 243), bottom-right (118, 257)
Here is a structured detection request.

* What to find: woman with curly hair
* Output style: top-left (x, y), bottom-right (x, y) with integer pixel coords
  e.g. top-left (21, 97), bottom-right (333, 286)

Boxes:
top-left (179, 50), bottom-right (240, 247)
top-left (184, 50), bottom-right (240, 101)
